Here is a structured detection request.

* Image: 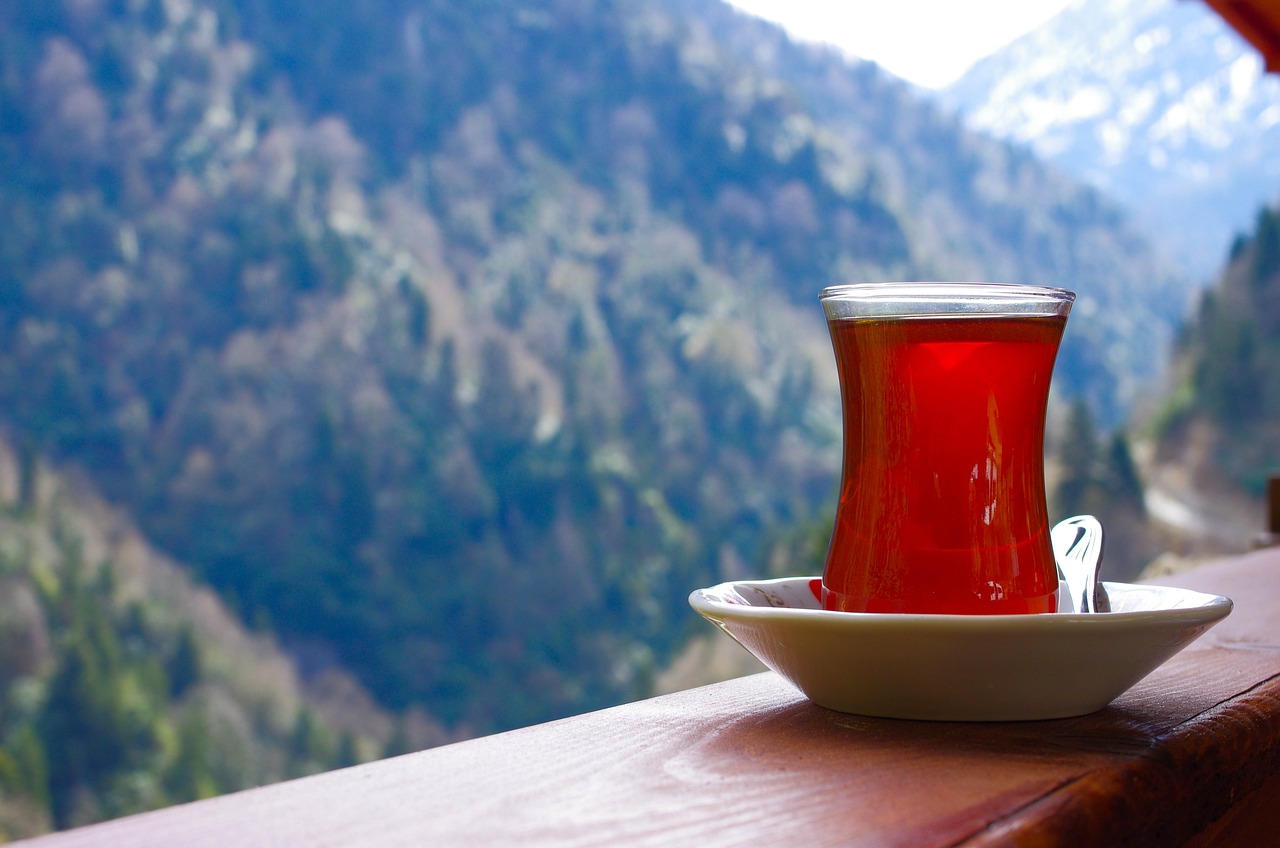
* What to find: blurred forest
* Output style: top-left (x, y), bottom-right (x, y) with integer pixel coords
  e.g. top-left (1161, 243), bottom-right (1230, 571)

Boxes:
top-left (0, 435), bottom-right (450, 836)
top-left (0, 0), bottom-right (1265, 835)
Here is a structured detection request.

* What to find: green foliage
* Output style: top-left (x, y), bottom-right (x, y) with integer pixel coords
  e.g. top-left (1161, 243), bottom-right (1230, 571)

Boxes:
top-left (164, 709), bottom-right (219, 802)
top-left (1190, 292), bottom-right (1265, 422)
top-left (0, 725), bottom-right (49, 812)
top-left (40, 632), bottom-right (156, 823)
top-left (1163, 201), bottom-right (1280, 493)
top-left (0, 491), bottom-right (372, 836)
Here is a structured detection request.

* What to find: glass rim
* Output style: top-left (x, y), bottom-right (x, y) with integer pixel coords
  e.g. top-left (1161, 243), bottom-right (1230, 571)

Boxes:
top-left (819, 282), bottom-right (1075, 319)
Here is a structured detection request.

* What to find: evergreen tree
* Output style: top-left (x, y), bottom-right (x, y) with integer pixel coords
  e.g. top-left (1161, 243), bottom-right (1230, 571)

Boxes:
top-left (1195, 316), bottom-right (1263, 422)
top-left (16, 437), bottom-right (37, 517)
top-left (0, 724), bottom-right (49, 812)
top-left (40, 633), bottom-right (123, 825)
top-left (167, 627), bottom-right (202, 700)
top-left (1252, 206), bottom-right (1280, 284)
top-left (36, 560), bottom-right (163, 826)
top-left (1102, 432), bottom-right (1145, 515)
top-left (287, 709), bottom-right (332, 778)
top-left (334, 732), bottom-right (360, 769)
top-left (1053, 400), bottom-right (1099, 519)
top-left (165, 709), bottom-right (218, 802)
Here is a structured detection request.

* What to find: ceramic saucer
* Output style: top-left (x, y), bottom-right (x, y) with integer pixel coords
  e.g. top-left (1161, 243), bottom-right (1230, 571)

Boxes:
top-left (688, 577), bottom-right (1232, 721)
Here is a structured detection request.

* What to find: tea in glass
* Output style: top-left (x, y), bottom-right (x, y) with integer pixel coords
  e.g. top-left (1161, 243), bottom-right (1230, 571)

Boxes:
top-left (819, 283), bottom-right (1074, 615)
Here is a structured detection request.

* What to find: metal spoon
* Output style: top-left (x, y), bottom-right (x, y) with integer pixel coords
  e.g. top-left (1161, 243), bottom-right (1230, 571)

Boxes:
top-left (1050, 515), bottom-right (1110, 613)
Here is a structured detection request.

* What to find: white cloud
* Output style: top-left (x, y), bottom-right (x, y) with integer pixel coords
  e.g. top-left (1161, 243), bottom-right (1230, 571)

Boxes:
top-left (726, 0), bottom-right (1077, 88)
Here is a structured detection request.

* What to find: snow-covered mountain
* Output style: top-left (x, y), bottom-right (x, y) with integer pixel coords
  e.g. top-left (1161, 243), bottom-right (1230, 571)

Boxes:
top-left (939, 0), bottom-right (1280, 280)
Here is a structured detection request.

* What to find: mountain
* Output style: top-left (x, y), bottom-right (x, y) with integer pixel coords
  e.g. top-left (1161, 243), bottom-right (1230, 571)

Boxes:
top-left (940, 0), bottom-right (1280, 281)
top-left (0, 0), bottom-right (1187, 755)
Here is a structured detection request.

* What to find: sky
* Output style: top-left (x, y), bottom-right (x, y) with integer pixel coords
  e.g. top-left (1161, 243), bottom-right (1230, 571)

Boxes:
top-left (725, 0), bottom-right (1078, 89)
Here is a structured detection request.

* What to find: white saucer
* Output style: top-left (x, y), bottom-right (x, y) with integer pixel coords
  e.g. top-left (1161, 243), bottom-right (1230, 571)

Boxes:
top-left (688, 577), bottom-right (1232, 721)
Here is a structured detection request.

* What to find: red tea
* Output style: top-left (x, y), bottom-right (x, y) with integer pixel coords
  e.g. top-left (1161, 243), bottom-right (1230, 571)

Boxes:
top-left (822, 313), bottom-right (1065, 614)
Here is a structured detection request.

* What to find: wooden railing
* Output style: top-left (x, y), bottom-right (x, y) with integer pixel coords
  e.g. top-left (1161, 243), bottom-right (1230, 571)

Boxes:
top-left (18, 546), bottom-right (1280, 846)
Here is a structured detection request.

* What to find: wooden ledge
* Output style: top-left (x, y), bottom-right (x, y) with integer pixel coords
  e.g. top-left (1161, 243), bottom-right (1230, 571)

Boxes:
top-left (22, 549), bottom-right (1280, 847)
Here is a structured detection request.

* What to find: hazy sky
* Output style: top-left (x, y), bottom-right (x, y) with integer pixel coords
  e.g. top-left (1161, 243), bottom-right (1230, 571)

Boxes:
top-left (725, 0), bottom-right (1077, 89)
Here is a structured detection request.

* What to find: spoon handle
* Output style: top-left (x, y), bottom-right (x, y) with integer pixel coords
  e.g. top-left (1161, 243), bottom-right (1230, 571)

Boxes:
top-left (1051, 515), bottom-right (1108, 613)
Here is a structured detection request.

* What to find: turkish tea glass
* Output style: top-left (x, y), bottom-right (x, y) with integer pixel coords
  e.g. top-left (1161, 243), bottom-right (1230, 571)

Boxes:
top-left (820, 283), bottom-right (1074, 614)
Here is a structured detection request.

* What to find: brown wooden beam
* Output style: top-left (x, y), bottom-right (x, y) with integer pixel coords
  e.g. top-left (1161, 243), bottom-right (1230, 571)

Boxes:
top-left (1203, 0), bottom-right (1280, 72)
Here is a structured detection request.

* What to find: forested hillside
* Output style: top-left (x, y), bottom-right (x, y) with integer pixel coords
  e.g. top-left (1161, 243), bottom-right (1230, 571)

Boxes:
top-left (0, 0), bottom-right (1190, 809)
top-left (1145, 204), bottom-right (1280, 534)
top-left (0, 434), bottom-right (453, 836)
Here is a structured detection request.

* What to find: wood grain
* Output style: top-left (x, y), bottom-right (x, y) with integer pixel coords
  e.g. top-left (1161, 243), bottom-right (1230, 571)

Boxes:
top-left (21, 548), bottom-right (1280, 847)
